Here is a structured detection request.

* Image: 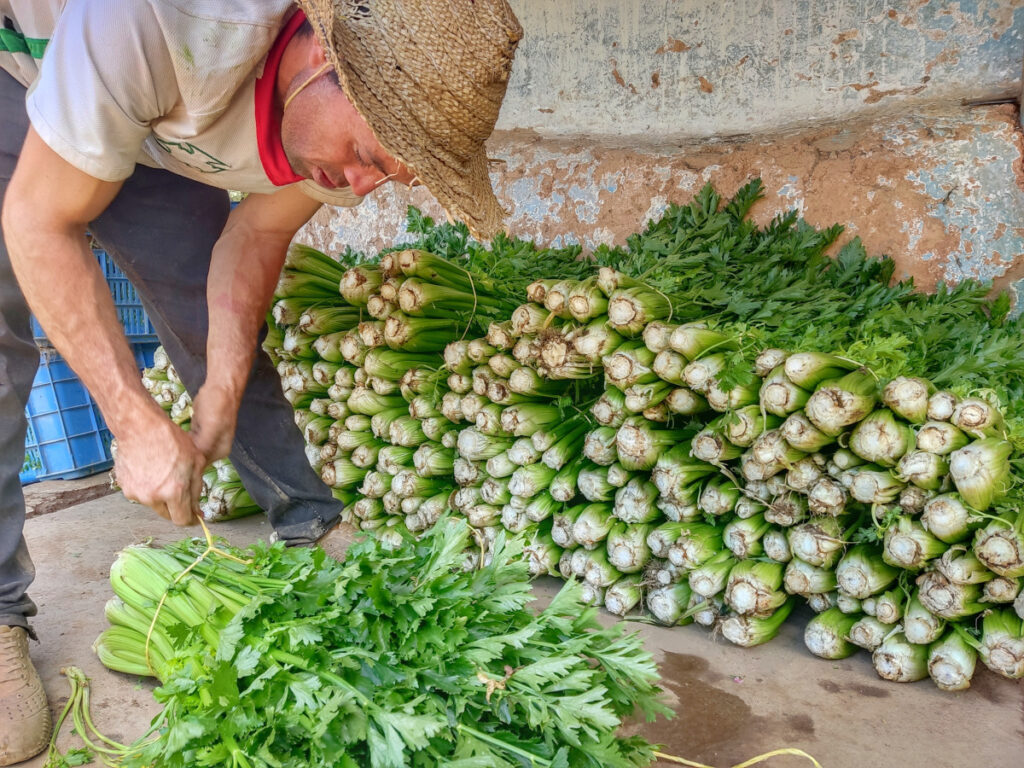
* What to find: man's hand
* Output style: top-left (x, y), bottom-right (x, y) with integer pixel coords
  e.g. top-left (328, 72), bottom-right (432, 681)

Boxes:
top-left (190, 381), bottom-right (240, 463)
top-left (113, 406), bottom-right (206, 525)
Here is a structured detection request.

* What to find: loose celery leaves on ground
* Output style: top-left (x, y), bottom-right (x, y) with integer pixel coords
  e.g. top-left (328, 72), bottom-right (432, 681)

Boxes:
top-left (105, 520), bottom-right (669, 768)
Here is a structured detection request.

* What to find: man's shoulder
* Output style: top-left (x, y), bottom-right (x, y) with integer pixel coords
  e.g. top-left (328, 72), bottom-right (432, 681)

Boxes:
top-left (141, 0), bottom-right (296, 83)
top-left (148, 0), bottom-right (295, 30)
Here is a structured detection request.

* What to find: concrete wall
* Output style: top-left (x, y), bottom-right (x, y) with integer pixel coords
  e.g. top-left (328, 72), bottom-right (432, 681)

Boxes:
top-left (500, 0), bottom-right (1024, 139)
top-left (300, 1), bottom-right (1024, 304)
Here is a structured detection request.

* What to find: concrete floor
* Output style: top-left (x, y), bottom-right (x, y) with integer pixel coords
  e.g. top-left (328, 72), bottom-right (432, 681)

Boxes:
top-left (18, 490), bottom-right (1024, 768)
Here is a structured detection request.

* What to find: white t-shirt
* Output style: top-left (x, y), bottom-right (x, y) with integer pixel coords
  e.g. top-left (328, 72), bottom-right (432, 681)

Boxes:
top-left (0, 0), bottom-right (362, 206)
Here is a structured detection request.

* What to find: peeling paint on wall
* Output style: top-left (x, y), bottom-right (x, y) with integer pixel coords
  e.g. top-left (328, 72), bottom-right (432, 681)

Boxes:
top-left (1012, 277), bottom-right (1024, 317)
top-left (904, 123), bottom-right (1024, 285)
top-left (301, 105), bottom-right (1024, 302)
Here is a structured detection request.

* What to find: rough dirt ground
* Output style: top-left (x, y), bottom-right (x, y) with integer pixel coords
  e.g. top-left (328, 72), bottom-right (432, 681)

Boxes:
top-left (17, 490), bottom-right (1024, 768)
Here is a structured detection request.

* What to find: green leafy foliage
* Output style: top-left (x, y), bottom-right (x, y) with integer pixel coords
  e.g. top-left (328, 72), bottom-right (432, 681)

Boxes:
top-left (44, 747), bottom-right (93, 768)
top-left (88, 521), bottom-right (670, 768)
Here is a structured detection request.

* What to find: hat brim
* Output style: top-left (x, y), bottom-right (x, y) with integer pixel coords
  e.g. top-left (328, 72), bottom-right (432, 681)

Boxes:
top-left (298, 1), bottom-right (509, 240)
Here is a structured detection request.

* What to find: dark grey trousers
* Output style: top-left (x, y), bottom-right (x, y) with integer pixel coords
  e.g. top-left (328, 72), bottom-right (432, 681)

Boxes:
top-left (0, 71), bottom-right (340, 630)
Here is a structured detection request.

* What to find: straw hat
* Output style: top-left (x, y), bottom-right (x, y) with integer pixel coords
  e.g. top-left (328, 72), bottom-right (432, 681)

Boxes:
top-left (297, 0), bottom-right (524, 239)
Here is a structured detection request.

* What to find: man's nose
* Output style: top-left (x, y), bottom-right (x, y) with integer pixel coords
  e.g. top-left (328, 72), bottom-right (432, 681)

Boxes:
top-left (344, 165), bottom-right (390, 196)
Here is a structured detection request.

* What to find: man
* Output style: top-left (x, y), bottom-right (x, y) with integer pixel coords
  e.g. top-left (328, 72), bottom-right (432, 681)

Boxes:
top-left (0, 0), bottom-right (523, 763)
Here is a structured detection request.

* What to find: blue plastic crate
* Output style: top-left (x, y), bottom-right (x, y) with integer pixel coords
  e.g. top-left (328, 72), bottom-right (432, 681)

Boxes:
top-left (30, 248), bottom-right (158, 342)
top-left (23, 347), bottom-right (112, 482)
top-left (20, 340), bottom-right (160, 484)
top-left (130, 341), bottom-right (158, 370)
top-left (19, 422), bottom-right (40, 485)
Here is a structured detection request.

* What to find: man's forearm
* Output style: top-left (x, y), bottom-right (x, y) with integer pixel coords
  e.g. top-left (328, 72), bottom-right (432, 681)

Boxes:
top-left (203, 189), bottom-right (321, 403)
top-left (6, 228), bottom-right (160, 437)
top-left (2, 128), bottom-right (159, 439)
top-left (204, 225), bottom-right (291, 402)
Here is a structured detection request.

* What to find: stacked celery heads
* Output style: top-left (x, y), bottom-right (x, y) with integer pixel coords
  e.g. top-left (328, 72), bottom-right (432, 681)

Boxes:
top-left (142, 181), bottom-right (1024, 693)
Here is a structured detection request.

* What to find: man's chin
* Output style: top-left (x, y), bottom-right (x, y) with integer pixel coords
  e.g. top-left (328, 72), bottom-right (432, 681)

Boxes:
top-left (283, 149), bottom-right (308, 179)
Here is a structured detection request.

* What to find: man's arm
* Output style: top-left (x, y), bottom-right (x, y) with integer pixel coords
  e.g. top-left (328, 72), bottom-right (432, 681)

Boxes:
top-left (188, 186), bottom-right (322, 463)
top-left (2, 128), bottom-right (205, 524)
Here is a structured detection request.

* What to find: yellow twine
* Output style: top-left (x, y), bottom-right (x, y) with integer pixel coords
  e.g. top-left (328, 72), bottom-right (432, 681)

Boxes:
top-left (283, 62), bottom-right (332, 111)
top-left (143, 518), bottom-right (251, 675)
top-left (457, 265), bottom-right (479, 342)
top-left (832, 354), bottom-right (877, 383)
top-left (834, 355), bottom-right (865, 370)
top-left (712, 462), bottom-right (755, 504)
top-left (654, 747), bottom-right (822, 768)
top-left (650, 284), bottom-right (674, 324)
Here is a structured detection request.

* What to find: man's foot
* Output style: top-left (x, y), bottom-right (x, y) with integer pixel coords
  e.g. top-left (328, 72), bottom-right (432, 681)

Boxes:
top-left (0, 626), bottom-right (51, 766)
top-left (314, 520), bottom-right (361, 562)
top-left (269, 519), bottom-right (362, 562)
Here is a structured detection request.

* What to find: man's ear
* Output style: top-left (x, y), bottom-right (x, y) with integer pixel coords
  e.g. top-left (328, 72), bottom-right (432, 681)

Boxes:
top-left (308, 33), bottom-right (328, 69)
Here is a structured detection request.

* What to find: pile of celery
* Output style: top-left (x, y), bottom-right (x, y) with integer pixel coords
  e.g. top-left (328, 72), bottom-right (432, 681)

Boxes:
top-left (250, 186), bottom-right (1024, 691)
top-left (89, 519), bottom-right (667, 767)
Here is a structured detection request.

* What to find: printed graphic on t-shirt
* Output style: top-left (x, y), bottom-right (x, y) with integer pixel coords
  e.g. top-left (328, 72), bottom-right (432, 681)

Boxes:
top-left (153, 137), bottom-right (231, 174)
